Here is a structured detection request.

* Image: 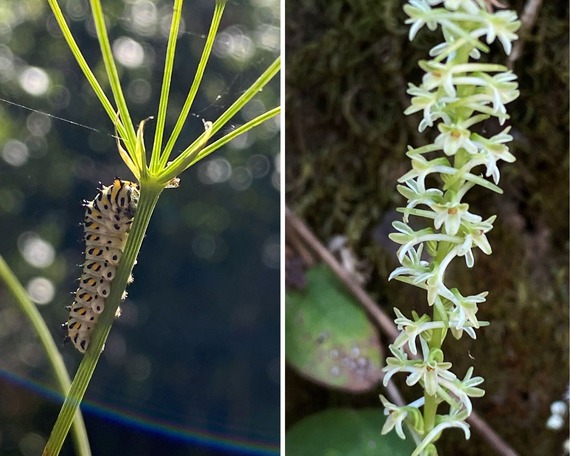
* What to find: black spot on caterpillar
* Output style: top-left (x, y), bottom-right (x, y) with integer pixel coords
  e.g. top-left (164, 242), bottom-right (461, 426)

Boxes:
top-left (63, 179), bottom-right (139, 353)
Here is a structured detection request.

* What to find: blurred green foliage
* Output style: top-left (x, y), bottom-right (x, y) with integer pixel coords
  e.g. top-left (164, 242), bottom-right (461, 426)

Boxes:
top-left (286, 408), bottom-right (416, 455)
top-left (286, 264), bottom-right (383, 392)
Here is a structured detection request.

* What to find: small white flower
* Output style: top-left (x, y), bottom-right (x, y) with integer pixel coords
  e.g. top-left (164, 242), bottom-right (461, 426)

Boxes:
top-left (392, 308), bottom-right (445, 355)
top-left (412, 408), bottom-right (471, 456)
top-left (457, 215), bottom-right (496, 265)
top-left (379, 395), bottom-right (410, 439)
top-left (397, 178), bottom-right (443, 214)
top-left (420, 60), bottom-right (457, 97)
top-left (484, 71), bottom-right (519, 114)
top-left (551, 400), bottom-right (568, 418)
top-left (435, 122), bottom-right (478, 156)
top-left (443, 0), bottom-right (480, 15)
top-left (448, 289), bottom-right (487, 332)
top-left (454, 71), bottom-right (519, 121)
top-left (546, 400), bottom-right (568, 430)
top-left (425, 242), bottom-right (468, 305)
top-left (389, 220), bottom-right (462, 264)
top-left (472, 128), bottom-right (515, 183)
top-left (389, 244), bottom-right (433, 285)
top-left (404, 0), bottom-right (439, 41)
top-left (383, 345), bottom-right (416, 387)
top-left (425, 266), bottom-right (452, 306)
top-left (398, 153), bottom-right (456, 190)
top-left (438, 367), bottom-right (485, 415)
top-left (405, 83), bottom-right (456, 130)
top-left (389, 221), bottom-right (433, 259)
top-left (430, 201), bottom-right (481, 235)
top-left (547, 414), bottom-right (565, 431)
top-left (449, 319), bottom-right (476, 339)
top-left (404, 339), bottom-right (457, 396)
top-left (472, 9), bottom-right (520, 55)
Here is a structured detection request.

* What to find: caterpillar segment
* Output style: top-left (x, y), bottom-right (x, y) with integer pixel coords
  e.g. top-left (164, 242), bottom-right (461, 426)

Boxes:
top-left (64, 179), bottom-right (139, 353)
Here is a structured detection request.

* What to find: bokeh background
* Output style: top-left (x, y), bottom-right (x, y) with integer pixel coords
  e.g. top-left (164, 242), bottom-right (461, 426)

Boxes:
top-left (286, 0), bottom-right (568, 455)
top-left (0, 0), bottom-right (280, 455)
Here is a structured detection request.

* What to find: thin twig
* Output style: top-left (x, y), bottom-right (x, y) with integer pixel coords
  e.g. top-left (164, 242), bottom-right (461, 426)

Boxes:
top-left (469, 412), bottom-right (520, 456)
top-left (508, 0), bottom-right (543, 67)
top-left (285, 206), bottom-right (520, 456)
top-left (286, 207), bottom-right (399, 341)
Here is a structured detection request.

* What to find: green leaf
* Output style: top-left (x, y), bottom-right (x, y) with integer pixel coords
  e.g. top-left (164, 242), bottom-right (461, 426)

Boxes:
top-left (286, 264), bottom-right (383, 392)
top-left (286, 408), bottom-right (416, 455)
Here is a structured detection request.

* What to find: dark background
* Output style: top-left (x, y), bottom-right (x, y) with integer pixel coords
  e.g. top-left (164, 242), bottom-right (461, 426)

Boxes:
top-left (0, 0), bottom-right (280, 455)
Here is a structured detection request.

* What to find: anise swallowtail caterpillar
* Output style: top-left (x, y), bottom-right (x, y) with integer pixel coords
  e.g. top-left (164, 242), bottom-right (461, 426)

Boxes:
top-left (64, 178), bottom-right (140, 353)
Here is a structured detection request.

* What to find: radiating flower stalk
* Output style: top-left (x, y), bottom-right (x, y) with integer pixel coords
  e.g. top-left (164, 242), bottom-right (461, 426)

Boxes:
top-left (380, 1), bottom-right (520, 454)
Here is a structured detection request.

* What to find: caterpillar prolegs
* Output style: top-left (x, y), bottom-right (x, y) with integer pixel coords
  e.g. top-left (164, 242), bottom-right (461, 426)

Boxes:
top-left (64, 179), bottom-right (140, 353)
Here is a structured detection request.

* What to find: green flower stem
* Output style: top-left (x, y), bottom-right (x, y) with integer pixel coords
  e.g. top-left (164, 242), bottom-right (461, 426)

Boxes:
top-left (422, 37), bottom-right (469, 432)
top-left (150, 0), bottom-right (185, 171)
top-left (158, 106), bottom-right (280, 183)
top-left (43, 184), bottom-right (162, 456)
top-left (89, 0), bottom-right (136, 147)
top-left (0, 256), bottom-right (91, 456)
top-left (423, 393), bottom-right (438, 433)
top-left (422, 42), bottom-right (472, 435)
top-left (203, 55), bottom-right (280, 141)
top-left (193, 106), bottom-right (280, 165)
top-left (156, 0), bottom-right (228, 171)
top-left (157, 56), bottom-right (280, 182)
top-left (45, 0), bottom-right (135, 146)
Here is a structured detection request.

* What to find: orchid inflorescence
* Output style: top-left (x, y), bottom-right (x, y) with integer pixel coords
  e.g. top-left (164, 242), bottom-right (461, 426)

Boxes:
top-left (380, 1), bottom-right (520, 454)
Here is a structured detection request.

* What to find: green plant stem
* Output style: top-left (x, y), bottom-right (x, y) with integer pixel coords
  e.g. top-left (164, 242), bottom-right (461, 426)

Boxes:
top-left (203, 56), bottom-right (280, 142)
top-left (421, 42), bottom-right (473, 435)
top-left (150, 0), bottom-right (185, 171)
top-left (157, 56), bottom-right (280, 182)
top-left (45, 0), bottom-right (133, 145)
top-left (89, 0), bottom-right (136, 147)
top-left (423, 393), bottom-right (438, 433)
top-left (42, 184), bottom-right (162, 456)
top-left (0, 256), bottom-right (91, 456)
top-left (156, 0), bottom-right (228, 171)
top-left (158, 106), bottom-right (280, 183)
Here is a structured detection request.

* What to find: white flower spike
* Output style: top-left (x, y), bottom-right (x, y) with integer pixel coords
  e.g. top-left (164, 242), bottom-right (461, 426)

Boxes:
top-left (382, 0), bottom-right (520, 451)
